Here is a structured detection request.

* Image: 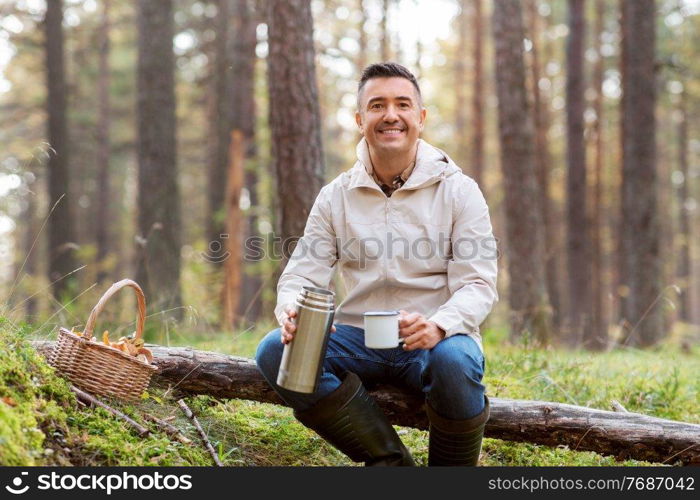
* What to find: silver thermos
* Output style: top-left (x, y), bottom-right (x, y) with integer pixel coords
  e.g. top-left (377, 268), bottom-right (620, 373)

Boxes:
top-left (277, 286), bottom-right (335, 393)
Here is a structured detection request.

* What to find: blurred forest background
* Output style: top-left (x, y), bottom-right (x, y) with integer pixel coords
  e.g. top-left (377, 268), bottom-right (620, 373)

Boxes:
top-left (0, 0), bottom-right (698, 351)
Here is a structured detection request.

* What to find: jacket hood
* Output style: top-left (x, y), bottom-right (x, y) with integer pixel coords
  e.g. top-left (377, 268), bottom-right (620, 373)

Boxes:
top-left (348, 138), bottom-right (462, 192)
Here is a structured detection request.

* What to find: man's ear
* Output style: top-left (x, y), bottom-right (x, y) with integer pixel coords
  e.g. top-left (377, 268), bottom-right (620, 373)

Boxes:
top-left (419, 107), bottom-right (427, 130)
top-left (355, 111), bottom-right (363, 134)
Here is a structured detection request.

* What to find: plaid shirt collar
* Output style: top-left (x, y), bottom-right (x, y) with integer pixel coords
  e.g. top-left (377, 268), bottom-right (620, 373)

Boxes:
top-left (366, 159), bottom-right (416, 197)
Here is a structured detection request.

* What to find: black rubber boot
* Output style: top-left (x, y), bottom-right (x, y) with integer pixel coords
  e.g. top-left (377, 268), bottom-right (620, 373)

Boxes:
top-left (426, 396), bottom-right (490, 466)
top-left (294, 372), bottom-right (415, 466)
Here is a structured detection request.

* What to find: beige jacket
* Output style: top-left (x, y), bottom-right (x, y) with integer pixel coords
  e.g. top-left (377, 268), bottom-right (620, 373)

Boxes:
top-left (274, 138), bottom-right (498, 350)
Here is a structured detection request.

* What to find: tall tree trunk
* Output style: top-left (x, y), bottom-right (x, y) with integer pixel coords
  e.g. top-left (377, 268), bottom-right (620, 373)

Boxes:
top-left (565, 0), bottom-right (592, 346)
top-left (526, 0), bottom-right (563, 333)
top-left (393, 9), bottom-right (403, 64)
top-left (207, 0), bottom-right (231, 267)
top-left (232, 0), bottom-right (262, 324)
top-left (222, 131), bottom-right (245, 328)
top-left (22, 180), bottom-right (39, 318)
top-left (267, 0), bottom-right (325, 246)
top-left (454, 0), bottom-right (469, 174)
top-left (357, 0), bottom-right (368, 72)
top-left (675, 89), bottom-right (691, 323)
top-left (414, 19), bottom-right (423, 80)
top-left (619, 0), bottom-right (662, 346)
top-left (44, 0), bottom-right (78, 300)
top-left (135, 0), bottom-right (183, 321)
top-left (656, 106), bottom-right (675, 335)
top-left (492, 0), bottom-right (552, 343)
top-left (589, 0), bottom-right (608, 349)
top-left (471, 0), bottom-right (485, 188)
top-left (96, 0), bottom-right (112, 285)
top-left (380, 0), bottom-right (390, 61)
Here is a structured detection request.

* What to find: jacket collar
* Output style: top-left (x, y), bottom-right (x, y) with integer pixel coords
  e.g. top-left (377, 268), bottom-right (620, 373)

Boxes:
top-left (348, 138), bottom-right (459, 192)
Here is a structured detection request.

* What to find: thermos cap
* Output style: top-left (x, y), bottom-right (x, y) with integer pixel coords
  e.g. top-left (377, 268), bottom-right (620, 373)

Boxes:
top-left (301, 286), bottom-right (335, 301)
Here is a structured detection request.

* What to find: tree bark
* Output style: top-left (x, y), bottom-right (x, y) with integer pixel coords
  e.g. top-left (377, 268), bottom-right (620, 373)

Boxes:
top-left (357, 0), bottom-right (368, 73)
top-left (675, 90), bottom-right (691, 323)
top-left (492, 0), bottom-right (552, 343)
top-left (207, 0), bottom-right (232, 265)
top-left (267, 0), bottom-right (325, 247)
top-left (566, 0), bottom-right (593, 346)
top-left (232, 0), bottom-right (262, 324)
top-left (619, 0), bottom-right (662, 346)
top-left (471, 0), bottom-right (485, 188)
top-left (22, 177), bottom-right (39, 318)
top-left (525, 0), bottom-right (564, 334)
top-left (31, 342), bottom-right (700, 465)
top-left (44, 0), bottom-right (78, 300)
top-left (380, 0), bottom-right (390, 61)
top-left (454, 0), bottom-right (469, 176)
top-left (588, 0), bottom-right (609, 350)
top-left (135, 0), bottom-right (183, 321)
top-left (413, 0), bottom-right (423, 79)
top-left (95, 0), bottom-right (112, 285)
top-left (221, 131), bottom-right (245, 328)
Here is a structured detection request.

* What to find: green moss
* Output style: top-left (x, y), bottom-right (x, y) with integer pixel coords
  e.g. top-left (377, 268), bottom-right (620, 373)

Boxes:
top-left (0, 319), bottom-right (74, 465)
top-left (3, 317), bottom-right (698, 466)
top-left (0, 319), bottom-right (215, 466)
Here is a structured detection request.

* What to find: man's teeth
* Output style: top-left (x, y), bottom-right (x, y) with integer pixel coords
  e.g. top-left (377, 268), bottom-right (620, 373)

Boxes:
top-left (381, 129), bottom-right (403, 134)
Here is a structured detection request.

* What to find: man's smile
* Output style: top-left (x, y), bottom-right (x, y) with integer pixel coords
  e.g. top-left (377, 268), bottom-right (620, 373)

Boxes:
top-left (379, 128), bottom-right (405, 136)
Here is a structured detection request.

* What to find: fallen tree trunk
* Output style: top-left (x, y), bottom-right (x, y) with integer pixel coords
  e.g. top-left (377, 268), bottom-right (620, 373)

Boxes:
top-left (33, 341), bottom-right (700, 465)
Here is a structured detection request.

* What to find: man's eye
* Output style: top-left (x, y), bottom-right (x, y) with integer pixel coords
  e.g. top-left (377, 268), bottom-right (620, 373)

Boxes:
top-left (399, 103), bottom-right (410, 108)
top-left (370, 103), bottom-right (383, 109)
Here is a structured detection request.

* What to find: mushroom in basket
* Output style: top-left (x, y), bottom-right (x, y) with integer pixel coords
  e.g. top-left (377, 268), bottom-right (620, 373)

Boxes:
top-left (72, 328), bottom-right (154, 365)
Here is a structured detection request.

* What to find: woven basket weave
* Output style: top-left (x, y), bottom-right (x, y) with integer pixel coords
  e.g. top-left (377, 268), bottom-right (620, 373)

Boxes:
top-left (49, 279), bottom-right (157, 401)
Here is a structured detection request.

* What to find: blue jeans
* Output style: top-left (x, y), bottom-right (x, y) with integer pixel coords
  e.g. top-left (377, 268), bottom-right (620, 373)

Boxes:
top-left (255, 324), bottom-right (486, 420)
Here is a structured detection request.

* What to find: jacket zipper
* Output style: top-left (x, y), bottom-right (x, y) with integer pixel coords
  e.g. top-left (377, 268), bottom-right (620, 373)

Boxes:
top-left (384, 198), bottom-right (389, 310)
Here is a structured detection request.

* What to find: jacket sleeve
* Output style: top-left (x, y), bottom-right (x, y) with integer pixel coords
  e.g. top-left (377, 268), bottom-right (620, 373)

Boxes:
top-left (274, 186), bottom-right (338, 326)
top-left (428, 178), bottom-right (499, 337)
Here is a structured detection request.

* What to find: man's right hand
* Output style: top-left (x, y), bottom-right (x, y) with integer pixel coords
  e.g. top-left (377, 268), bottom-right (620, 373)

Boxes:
top-left (280, 305), bottom-right (336, 344)
top-left (281, 306), bottom-right (297, 344)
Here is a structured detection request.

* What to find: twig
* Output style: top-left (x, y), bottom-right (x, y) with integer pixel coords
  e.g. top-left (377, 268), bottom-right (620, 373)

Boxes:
top-left (611, 400), bottom-right (629, 413)
top-left (662, 443), bottom-right (699, 465)
top-left (144, 413), bottom-right (192, 444)
top-left (177, 399), bottom-right (223, 466)
top-left (70, 385), bottom-right (150, 438)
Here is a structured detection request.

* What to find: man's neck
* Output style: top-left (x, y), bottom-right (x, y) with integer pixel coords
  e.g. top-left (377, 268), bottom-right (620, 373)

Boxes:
top-left (367, 142), bottom-right (419, 185)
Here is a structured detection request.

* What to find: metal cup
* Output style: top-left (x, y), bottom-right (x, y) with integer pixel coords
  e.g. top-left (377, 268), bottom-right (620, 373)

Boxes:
top-left (276, 286), bottom-right (335, 393)
top-left (364, 310), bottom-right (402, 348)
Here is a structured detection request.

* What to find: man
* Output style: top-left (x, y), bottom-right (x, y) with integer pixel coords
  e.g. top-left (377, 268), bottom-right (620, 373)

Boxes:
top-left (256, 62), bottom-right (498, 466)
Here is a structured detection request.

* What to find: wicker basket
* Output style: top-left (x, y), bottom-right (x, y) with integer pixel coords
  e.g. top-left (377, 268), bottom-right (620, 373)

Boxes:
top-left (49, 279), bottom-right (157, 401)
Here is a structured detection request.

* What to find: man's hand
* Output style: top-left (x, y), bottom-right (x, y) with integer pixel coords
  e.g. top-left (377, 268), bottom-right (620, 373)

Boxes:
top-left (281, 305), bottom-right (336, 344)
top-left (399, 310), bottom-right (445, 351)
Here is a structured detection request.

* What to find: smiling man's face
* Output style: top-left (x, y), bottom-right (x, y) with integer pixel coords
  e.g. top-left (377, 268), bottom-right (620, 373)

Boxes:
top-left (355, 77), bottom-right (426, 157)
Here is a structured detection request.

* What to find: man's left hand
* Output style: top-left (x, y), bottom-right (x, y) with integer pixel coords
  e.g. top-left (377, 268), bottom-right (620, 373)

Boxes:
top-left (399, 310), bottom-right (445, 351)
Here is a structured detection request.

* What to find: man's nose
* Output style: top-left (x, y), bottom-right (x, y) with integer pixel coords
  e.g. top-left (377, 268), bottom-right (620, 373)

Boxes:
top-left (383, 105), bottom-right (399, 121)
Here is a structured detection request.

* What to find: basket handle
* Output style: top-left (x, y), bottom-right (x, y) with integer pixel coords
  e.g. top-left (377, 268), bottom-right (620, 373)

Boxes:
top-left (84, 279), bottom-right (146, 340)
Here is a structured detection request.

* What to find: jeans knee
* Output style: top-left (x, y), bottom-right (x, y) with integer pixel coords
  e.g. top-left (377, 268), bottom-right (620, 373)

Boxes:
top-left (255, 328), bottom-right (284, 380)
top-left (429, 338), bottom-right (484, 386)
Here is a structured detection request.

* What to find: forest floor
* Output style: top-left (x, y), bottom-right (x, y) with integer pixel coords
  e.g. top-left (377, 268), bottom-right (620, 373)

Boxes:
top-left (1, 316), bottom-right (698, 467)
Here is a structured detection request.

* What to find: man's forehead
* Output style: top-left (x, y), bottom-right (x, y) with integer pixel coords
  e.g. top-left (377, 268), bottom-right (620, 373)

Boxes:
top-left (360, 77), bottom-right (418, 103)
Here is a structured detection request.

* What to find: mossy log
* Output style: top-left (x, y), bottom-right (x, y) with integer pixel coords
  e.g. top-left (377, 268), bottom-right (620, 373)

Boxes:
top-left (33, 341), bottom-right (700, 465)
